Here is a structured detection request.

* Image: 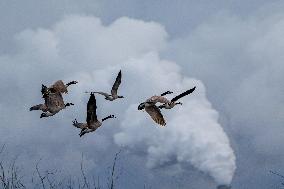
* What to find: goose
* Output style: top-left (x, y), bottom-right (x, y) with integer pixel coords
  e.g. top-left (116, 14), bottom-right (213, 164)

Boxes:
top-left (87, 70), bottom-right (124, 101)
top-left (30, 85), bottom-right (74, 118)
top-left (72, 93), bottom-right (116, 137)
top-left (30, 80), bottom-right (77, 118)
top-left (158, 87), bottom-right (196, 109)
top-left (137, 91), bottom-right (173, 126)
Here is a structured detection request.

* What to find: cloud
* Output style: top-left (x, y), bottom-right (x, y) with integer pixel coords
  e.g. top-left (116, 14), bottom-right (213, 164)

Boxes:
top-left (0, 15), bottom-right (235, 187)
top-left (167, 9), bottom-right (284, 152)
top-left (114, 53), bottom-right (235, 185)
top-left (166, 8), bottom-right (284, 188)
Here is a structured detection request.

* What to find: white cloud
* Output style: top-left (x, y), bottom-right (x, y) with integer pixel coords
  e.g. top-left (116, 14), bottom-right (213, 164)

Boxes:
top-left (114, 54), bottom-right (235, 184)
top-left (165, 9), bottom-right (284, 188)
top-left (0, 15), bottom-right (235, 187)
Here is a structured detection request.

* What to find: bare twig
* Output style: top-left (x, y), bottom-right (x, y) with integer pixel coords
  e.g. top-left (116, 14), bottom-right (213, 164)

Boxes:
top-left (0, 145), bottom-right (139, 189)
top-left (36, 159), bottom-right (46, 189)
top-left (270, 170), bottom-right (284, 179)
top-left (270, 170), bottom-right (284, 186)
top-left (0, 144), bottom-right (5, 155)
top-left (80, 154), bottom-right (89, 189)
top-left (109, 149), bottom-right (122, 189)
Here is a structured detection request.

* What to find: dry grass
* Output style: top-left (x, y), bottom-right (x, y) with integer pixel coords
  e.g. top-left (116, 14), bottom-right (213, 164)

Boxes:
top-left (0, 145), bottom-right (129, 189)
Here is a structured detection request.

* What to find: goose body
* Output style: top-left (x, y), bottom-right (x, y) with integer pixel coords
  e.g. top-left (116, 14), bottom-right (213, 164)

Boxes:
top-left (146, 95), bottom-right (170, 104)
top-left (39, 92), bottom-right (74, 118)
top-left (72, 93), bottom-right (115, 137)
top-left (44, 92), bottom-right (65, 114)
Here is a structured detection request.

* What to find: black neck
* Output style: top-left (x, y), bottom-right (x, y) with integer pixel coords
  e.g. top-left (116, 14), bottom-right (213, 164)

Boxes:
top-left (158, 104), bottom-right (165, 109)
top-left (161, 91), bottom-right (172, 96)
top-left (102, 115), bottom-right (113, 122)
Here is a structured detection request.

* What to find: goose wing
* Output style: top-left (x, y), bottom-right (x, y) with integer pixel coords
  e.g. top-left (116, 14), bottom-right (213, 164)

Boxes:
top-left (86, 93), bottom-right (98, 126)
top-left (171, 87), bottom-right (196, 102)
top-left (94, 92), bottom-right (110, 98)
top-left (50, 80), bottom-right (68, 94)
top-left (145, 105), bottom-right (166, 126)
top-left (111, 70), bottom-right (122, 96)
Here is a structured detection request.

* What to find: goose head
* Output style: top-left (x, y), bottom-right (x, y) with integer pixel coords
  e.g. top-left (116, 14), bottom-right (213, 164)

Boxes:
top-left (138, 102), bottom-right (146, 110)
top-left (40, 113), bottom-right (48, 118)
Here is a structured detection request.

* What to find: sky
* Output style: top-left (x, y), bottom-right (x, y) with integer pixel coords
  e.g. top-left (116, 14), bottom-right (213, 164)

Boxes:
top-left (0, 1), bottom-right (284, 188)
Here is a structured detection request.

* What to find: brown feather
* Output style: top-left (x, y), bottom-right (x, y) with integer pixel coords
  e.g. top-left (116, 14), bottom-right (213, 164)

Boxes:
top-left (147, 96), bottom-right (170, 104)
top-left (50, 80), bottom-right (68, 94)
top-left (145, 105), bottom-right (166, 126)
top-left (44, 92), bottom-right (65, 113)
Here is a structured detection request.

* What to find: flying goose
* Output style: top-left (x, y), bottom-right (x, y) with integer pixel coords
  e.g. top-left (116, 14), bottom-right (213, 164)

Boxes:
top-left (72, 93), bottom-right (116, 137)
top-left (30, 85), bottom-right (74, 118)
top-left (137, 91), bottom-right (173, 126)
top-left (30, 80), bottom-right (77, 118)
top-left (87, 70), bottom-right (124, 101)
top-left (158, 87), bottom-right (196, 109)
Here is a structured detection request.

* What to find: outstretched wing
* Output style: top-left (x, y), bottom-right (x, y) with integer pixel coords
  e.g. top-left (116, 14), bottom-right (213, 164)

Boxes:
top-left (86, 93), bottom-right (98, 126)
top-left (145, 105), bottom-right (166, 126)
top-left (171, 87), bottom-right (196, 102)
top-left (50, 80), bottom-right (68, 94)
top-left (94, 92), bottom-right (110, 98)
top-left (111, 70), bottom-right (122, 96)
